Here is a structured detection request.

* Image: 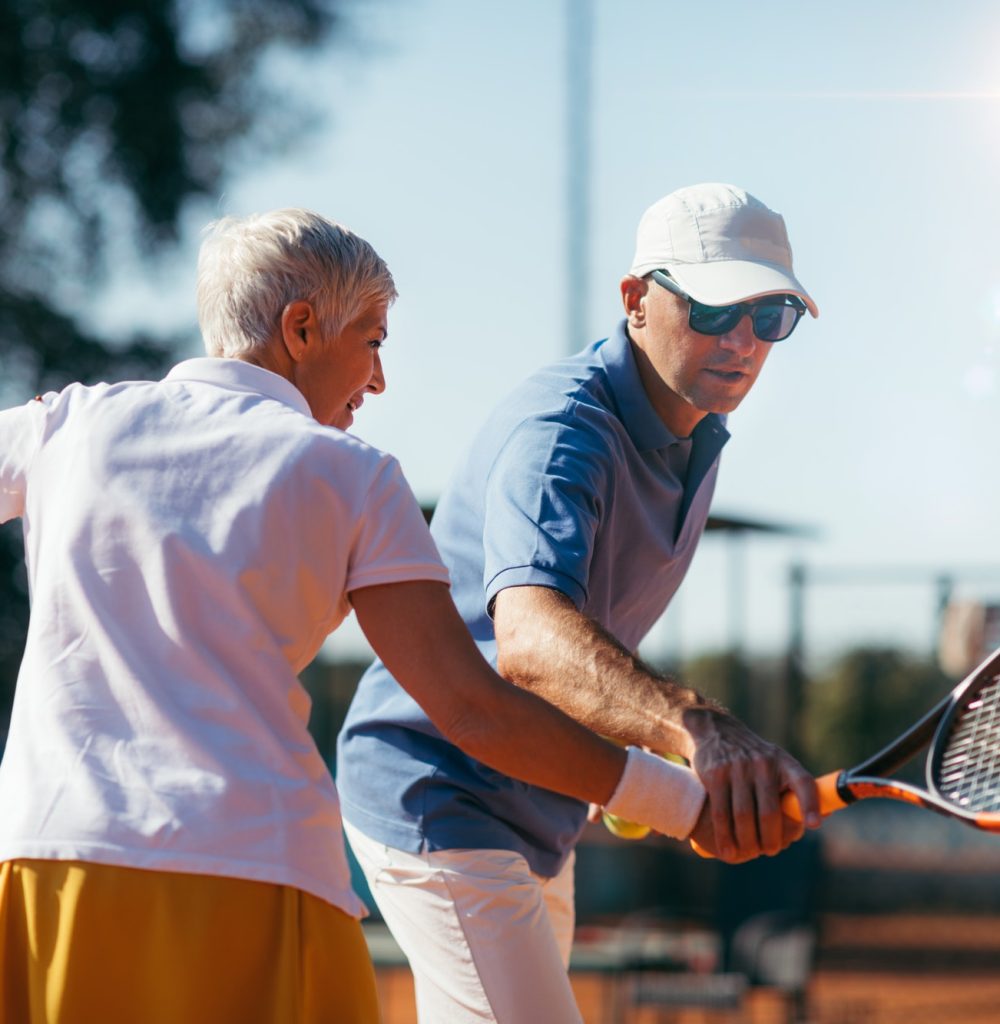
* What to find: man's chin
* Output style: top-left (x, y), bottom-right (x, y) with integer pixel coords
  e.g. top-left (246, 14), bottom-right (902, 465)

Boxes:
top-left (693, 389), bottom-right (750, 416)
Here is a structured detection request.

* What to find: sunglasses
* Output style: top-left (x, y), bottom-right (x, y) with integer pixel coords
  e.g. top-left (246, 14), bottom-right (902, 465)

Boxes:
top-left (650, 270), bottom-right (807, 342)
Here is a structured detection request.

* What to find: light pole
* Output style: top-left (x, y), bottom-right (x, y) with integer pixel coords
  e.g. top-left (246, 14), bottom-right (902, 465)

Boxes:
top-left (565, 0), bottom-right (593, 354)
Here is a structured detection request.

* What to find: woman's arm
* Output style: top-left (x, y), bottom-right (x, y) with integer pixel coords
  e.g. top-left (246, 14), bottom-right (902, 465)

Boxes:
top-left (349, 579), bottom-right (714, 848)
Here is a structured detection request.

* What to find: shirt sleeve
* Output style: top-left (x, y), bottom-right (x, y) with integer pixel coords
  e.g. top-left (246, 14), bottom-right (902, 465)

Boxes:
top-left (482, 413), bottom-right (609, 612)
top-left (345, 455), bottom-right (451, 593)
top-left (0, 397), bottom-right (47, 524)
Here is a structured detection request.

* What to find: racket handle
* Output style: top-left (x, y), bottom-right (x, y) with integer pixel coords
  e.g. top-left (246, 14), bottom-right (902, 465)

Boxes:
top-left (690, 770), bottom-right (846, 859)
top-left (780, 771), bottom-right (847, 821)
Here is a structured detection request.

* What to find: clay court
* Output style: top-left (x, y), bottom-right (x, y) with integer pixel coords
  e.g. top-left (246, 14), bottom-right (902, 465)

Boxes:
top-left (371, 913), bottom-right (1000, 1023)
top-left (360, 800), bottom-right (1000, 1024)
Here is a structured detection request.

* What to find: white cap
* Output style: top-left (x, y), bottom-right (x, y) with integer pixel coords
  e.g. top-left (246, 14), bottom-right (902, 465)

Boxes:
top-left (629, 183), bottom-right (818, 318)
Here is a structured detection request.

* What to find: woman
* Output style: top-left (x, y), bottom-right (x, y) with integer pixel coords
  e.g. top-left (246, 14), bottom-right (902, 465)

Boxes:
top-left (0, 209), bottom-right (720, 1023)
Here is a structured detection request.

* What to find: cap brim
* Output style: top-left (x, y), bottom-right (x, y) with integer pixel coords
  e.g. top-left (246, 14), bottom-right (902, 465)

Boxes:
top-left (659, 260), bottom-right (819, 318)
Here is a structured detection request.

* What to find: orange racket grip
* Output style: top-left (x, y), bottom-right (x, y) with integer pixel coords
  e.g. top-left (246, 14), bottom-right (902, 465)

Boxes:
top-left (780, 771), bottom-right (848, 822)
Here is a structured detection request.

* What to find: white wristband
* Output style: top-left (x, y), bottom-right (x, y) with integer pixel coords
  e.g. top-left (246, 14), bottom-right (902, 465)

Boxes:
top-left (604, 747), bottom-right (706, 840)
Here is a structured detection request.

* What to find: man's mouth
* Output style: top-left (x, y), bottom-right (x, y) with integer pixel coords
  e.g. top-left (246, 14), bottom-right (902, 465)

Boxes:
top-left (704, 367), bottom-right (747, 383)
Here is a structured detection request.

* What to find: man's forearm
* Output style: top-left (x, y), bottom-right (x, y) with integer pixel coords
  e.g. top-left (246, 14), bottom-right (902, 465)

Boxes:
top-left (492, 585), bottom-right (722, 760)
top-left (350, 578), bottom-right (709, 843)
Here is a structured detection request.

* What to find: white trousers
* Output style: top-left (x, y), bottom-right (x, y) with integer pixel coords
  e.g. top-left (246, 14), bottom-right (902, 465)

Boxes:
top-left (344, 821), bottom-right (582, 1024)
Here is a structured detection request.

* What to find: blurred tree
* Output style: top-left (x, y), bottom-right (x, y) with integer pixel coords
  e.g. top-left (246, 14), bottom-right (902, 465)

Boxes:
top-left (681, 650), bottom-right (787, 742)
top-left (671, 646), bottom-right (949, 779)
top-left (804, 646), bottom-right (950, 777)
top-left (679, 650), bottom-right (739, 707)
top-left (0, 0), bottom-right (353, 732)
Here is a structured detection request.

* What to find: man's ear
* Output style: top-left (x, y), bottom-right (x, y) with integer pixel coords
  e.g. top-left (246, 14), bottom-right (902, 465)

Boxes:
top-left (280, 300), bottom-right (318, 362)
top-left (620, 275), bottom-right (648, 328)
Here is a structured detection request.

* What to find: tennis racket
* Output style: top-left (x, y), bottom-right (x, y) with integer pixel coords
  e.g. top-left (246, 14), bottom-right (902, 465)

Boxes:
top-left (782, 645), bottom-right (1000, 831)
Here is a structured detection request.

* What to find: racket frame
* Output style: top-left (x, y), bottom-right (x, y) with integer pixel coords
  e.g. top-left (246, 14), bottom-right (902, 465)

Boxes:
top-left (832, 647), bottom-right (1000, 831)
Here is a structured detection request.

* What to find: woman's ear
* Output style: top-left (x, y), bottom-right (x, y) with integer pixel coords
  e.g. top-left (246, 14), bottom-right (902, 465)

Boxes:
top-left (280, 300), bottom-right (317, 362)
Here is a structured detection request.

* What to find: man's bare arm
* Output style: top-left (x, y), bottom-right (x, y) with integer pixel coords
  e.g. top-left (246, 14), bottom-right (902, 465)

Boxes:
top-left (494, 584), bottom-right (714, 758)
top-left (492, 585), bottom-right (819, 859)
top-left (350, 579), bottom-right (729, 852)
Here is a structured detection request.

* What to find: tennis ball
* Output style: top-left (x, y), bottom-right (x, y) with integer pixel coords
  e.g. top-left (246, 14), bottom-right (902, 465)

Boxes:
top-left (601, 811), bottom-right (651, 841)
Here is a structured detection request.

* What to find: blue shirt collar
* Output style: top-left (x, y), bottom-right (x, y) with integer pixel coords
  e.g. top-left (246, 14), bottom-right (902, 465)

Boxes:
top-left (598, 320), bottom-right (730, 454)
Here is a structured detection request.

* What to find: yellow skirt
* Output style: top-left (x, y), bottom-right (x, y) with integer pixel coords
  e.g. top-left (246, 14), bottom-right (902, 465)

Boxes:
top-left (0, 859), bottom-right (380, 1024)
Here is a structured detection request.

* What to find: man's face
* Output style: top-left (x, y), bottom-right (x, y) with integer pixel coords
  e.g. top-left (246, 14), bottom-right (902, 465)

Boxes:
top-left (623, 276), bottom-right (773, 437)
top-left (297, 298), bottom-right (389, 429)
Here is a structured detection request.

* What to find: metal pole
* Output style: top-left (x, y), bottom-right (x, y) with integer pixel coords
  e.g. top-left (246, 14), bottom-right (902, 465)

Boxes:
top-left (933, 573), bottom-right (954, 658)
top-left (727, 531), bottom-right (747, 659)
top-left (784, 562), bottom-right (808, 760)
top-left (726, 531), bottom-right (751, 726)
top-left (565, 0), bottom-right (593, 354)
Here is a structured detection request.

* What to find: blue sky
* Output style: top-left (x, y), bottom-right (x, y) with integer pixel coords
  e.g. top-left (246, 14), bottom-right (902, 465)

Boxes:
top-left (94, 0), bottom-right (1000, 664)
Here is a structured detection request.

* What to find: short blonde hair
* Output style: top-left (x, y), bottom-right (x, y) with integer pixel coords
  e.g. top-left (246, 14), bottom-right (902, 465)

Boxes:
top-left (196, 209), bottom-right (397, 359)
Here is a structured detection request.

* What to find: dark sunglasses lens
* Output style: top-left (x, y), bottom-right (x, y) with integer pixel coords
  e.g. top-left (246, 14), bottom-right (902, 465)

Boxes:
top-left (688, 302), bottom-right (743, 336)
top-left (752, 303), bottom-right (802, 341)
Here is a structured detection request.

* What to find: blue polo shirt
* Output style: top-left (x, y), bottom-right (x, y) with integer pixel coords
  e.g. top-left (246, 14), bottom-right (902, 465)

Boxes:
top-left (336, 321), bottom-right (729, 877)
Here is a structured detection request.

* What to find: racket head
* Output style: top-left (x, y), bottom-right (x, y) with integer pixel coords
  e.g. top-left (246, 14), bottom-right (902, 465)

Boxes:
top-left (927, 647), bottom-right (1000, 830)
top-left (828, 647), bottom-right (1000, 832)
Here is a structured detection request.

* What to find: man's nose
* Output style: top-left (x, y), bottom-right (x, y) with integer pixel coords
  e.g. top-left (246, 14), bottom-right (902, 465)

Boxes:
top-left (718, 314), bottom-right (758, 356)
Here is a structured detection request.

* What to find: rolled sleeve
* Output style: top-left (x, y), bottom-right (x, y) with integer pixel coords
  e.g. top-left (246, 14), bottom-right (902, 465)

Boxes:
top-left (485, 565), bottom-right (587, 612)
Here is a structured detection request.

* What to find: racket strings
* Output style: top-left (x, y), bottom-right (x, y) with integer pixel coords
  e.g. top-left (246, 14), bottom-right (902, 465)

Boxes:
top-left (935, 672), bottom-right (1000, 812)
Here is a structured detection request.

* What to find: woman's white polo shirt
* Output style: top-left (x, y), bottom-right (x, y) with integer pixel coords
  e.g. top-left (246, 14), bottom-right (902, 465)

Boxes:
top-left (0, 357), bottom-right (449, 915)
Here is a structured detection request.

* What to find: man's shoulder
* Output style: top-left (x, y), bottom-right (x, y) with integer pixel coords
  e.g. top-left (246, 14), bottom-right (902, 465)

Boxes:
top-left (444, 345), bottom-right (624, 489)
top-left (495, 343), bottom-right (620, 431)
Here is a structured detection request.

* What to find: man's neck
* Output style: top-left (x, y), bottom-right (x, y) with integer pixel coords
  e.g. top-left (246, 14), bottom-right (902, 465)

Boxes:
top-left (627, 336), bottom-right (706, 439)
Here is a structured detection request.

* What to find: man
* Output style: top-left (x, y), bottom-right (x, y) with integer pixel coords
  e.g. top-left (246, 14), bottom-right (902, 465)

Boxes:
top-left (0, 207), bottom-right (759, 1023)
top-left (337, 183), bottom-right (821, 1023)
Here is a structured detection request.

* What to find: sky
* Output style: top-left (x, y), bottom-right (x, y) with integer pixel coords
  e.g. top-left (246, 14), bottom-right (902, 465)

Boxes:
top-left (93, 0), bottom-right (1000, 667)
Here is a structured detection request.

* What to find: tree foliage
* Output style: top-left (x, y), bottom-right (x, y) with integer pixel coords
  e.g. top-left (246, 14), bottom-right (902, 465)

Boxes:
top-left (674, 647), bottom-right (951, 778)
top-left (804, 646), bottom-right (951, 776)
top-left (0, 0), bottom-right (349, 727)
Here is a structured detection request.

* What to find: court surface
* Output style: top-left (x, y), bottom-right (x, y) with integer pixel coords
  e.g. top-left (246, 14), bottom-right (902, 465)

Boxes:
top-left (368, 913), bottom-right (1000, 1024)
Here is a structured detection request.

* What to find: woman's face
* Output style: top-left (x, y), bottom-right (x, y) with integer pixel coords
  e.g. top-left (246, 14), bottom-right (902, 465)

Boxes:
top-left (295, 298), bottom-right (389, 429)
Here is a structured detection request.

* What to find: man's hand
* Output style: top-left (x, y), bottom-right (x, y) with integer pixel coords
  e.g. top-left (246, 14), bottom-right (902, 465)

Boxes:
top-left (491, 584), bottom-right (819, 859)
top-left (687, 790), bottom-right (804, 863)
top-left (684, 706), bottom-right (820, 861)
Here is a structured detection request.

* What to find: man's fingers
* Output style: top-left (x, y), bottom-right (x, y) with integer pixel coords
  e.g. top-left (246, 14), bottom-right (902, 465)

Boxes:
top-left (690, 712), bottom-right (820, 862)
top-left (783, 762), bottom-right (821, 829)
top-left (730, 765), bottom-right (763, 856)
top-left (750, 759), bottom-right (786, 856)
top-left (704, 773), bottom-right (736, 861)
